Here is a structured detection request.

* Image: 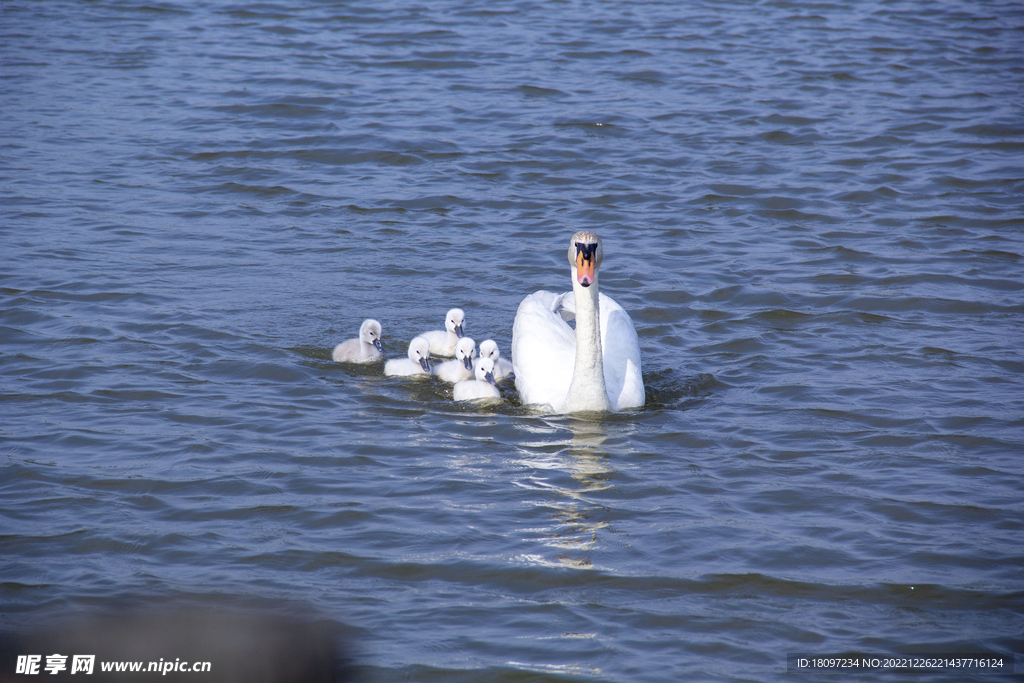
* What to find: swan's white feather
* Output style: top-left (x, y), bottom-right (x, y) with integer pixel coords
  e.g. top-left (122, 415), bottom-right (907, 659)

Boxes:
top-left (511, 291), bottom-right (576, 412)
top-left (598, 294), bottom-right (644, 410)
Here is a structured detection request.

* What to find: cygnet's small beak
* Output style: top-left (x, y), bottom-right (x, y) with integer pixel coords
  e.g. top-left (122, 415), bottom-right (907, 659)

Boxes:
top-left (462, 355), bottom-right (473, 371)
top-left (419, 358), bottom-right (431, 373)
top-left (485, 371), bottom-right (496, 385)
top-left (454, 323), bottom-right (464, 338)
top-left (374, 339), bottom-right (384, 352)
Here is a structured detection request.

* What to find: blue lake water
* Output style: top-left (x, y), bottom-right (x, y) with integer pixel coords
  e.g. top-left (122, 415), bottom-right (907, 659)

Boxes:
top-left (2, 1), bottom-right (1023, 681)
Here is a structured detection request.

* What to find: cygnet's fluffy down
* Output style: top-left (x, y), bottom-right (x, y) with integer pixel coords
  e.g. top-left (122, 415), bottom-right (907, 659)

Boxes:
top-left (433, 337), bottom-right (476, 383)
top-left (385, 337), bottom-right (432, 377)
top-left (420, 308), bottom-right (464, 357)
top-left (332, 319), bottom-right (384, 363)
top-left (453, 357), bottom-right (501, 402)
top-left (473, 339), bottom-right (514, 382)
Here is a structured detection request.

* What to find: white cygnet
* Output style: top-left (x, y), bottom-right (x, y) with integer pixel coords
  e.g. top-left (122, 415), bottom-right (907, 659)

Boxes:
top-left (384, 337), bottom-right (432, 377)
top-left (420, 308), bottom-right (464, 357)
top-left (453, 357), bottom-right (501, 402)
top-left (332, 319), bottom-right (384, 363)
top-left (433, 337), bottom-right (477, 383)
top-left (474, 339), bottom-right (514, 381)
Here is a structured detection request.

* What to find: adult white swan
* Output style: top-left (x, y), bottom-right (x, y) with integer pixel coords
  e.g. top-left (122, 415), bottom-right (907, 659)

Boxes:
top-left (511, 231), bottom-right (644, 413)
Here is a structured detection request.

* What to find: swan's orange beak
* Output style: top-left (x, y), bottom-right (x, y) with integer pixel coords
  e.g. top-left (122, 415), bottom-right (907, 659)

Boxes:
top-left (576, 250), bottom-right (595, 287)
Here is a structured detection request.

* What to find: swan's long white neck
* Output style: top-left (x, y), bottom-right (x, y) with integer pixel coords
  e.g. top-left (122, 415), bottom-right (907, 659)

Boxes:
top-left (562, 270), bottom-right (611, 413)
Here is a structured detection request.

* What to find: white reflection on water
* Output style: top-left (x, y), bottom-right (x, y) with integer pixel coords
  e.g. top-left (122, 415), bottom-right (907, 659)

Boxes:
top-left (511, 414), bottom-right (640, 569)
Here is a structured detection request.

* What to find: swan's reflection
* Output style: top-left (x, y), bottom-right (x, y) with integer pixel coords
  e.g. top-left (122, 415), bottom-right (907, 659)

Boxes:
top-left (513, 415), bottom-right (634, 570)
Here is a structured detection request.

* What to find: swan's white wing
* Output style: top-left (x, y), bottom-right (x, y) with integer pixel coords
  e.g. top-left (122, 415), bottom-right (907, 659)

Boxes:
top-left (554, 291), bottom-right (576, 322)
top-left (512, 291), bottom-right (576, 411)
top-left (599, 293), bottom-right (645, 410)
